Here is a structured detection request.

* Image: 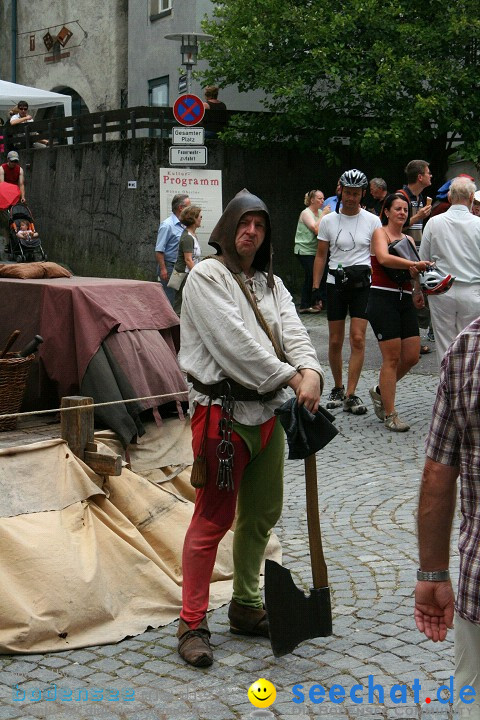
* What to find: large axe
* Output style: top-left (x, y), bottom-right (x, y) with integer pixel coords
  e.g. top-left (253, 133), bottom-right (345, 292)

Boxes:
top-left (265, 454), bottom-right (332, 656)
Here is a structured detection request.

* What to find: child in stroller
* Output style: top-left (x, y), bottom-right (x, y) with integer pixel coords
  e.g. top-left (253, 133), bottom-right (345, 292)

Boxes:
top-left (16, 220), bottom-right (39, 243)
top-left (7, 203), bottom-right (47, 262)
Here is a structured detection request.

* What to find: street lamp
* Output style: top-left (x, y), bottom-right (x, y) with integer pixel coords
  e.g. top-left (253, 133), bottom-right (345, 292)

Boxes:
top-left (164, 32), bottom-right (213, 95)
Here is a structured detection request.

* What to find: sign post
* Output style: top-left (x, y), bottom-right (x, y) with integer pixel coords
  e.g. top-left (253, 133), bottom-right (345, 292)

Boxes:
top-left (171, 94), bottom-right (207, 167)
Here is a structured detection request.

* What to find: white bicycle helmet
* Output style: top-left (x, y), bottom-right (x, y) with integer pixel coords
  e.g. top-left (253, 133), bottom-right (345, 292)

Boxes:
top-left (339, 169), bottom-right (368, 189)
top-left (420, 266), bottom-right (455, 295)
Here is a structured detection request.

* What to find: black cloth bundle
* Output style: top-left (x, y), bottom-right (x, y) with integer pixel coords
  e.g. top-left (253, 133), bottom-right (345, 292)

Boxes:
top-left (274, 398), bottom-right (338, 460)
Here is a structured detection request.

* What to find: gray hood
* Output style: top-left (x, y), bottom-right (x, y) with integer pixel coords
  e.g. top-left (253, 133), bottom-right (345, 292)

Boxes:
top-left (208, 188), bottom-right (274, 288)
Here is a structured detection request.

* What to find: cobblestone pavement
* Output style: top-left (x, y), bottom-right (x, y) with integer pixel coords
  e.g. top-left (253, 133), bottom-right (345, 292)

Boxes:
top-left (0, 314), bottom-right (464, 720)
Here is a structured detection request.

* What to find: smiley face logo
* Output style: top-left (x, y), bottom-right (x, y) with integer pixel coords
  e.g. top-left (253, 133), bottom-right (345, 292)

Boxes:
top-left (247, 678), bottom-right (276, 708)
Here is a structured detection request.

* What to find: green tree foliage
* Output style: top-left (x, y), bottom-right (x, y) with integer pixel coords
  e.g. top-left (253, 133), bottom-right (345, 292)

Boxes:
top-left (200, 0), bottom-right (480, 166)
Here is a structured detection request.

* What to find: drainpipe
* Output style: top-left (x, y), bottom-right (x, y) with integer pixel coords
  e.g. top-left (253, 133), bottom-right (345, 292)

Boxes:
top-left (11, 0), bottom-right (17, 82)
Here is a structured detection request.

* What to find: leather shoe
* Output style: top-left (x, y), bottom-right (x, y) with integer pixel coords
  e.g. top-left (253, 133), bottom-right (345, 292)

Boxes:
top-left (228, 598), bottom-right (269, 637)
top-left (177, 617), bottom-right (213, 667)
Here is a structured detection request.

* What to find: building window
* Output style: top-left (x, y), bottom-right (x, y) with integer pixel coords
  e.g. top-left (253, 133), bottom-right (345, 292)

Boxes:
top-left (149, 76), bottom-right (169, 107)
top-left (149, 77), bottom-right (169, 137)
top-left (150, 0), bottom-right (172, 21)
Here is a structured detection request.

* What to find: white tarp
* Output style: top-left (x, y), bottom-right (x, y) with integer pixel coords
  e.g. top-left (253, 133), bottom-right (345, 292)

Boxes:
top-left (0, 79), bottom-right (72, 117)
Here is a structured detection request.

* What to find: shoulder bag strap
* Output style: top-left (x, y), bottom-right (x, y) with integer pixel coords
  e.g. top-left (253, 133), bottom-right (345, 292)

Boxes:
top-left (205, 256), bottom-right (287, 364)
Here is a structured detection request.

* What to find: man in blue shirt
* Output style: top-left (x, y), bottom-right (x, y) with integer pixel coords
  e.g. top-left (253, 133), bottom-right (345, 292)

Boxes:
top-left (155, 193), bottom-right (190, 304)
top-left (323, 178), bottom-right (342, 212)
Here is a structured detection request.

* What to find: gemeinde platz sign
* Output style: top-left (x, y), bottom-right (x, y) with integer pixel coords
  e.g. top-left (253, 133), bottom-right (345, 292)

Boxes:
top-left (169, 146), bottom-right (207, 166)
top-left (160, 168), bottom-right (223, 257)
top-left (172, 127), bottom-right (205, 145)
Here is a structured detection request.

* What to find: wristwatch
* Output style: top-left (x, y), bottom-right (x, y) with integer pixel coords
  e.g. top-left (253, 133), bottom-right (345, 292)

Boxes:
top-left (417, 569), bottom-right (450, 582)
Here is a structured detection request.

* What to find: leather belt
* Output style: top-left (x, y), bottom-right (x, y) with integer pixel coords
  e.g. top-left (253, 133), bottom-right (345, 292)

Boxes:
top-left (187, 374), bottom-right (278, 402)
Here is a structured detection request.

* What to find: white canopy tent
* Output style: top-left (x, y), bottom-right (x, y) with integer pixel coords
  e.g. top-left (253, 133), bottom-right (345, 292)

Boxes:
top-left (0, 79), bottom-right (72, 117)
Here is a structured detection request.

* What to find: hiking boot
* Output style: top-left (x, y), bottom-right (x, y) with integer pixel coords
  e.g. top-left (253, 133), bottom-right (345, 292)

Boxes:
top-left (384, 411), bottom-right (410, 432)
top-left (343, 394), bottom-right (367, 415)
top-left (177, 617), bottom-right (213, 667)
top-left (228, 599), bottom-right (269, 637)
top-left (326, 386), bottom-right (346, 409)
top-left (369, 385), bottom-right (385, 421)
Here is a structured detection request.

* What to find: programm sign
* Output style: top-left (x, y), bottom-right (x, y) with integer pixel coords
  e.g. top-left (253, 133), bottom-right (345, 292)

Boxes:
top-left (160, 168), bottom-right (223, 257)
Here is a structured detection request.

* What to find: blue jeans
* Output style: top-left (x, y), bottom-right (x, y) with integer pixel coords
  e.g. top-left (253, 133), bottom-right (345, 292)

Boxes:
top-left (158, 261), bottom-right (175, 305)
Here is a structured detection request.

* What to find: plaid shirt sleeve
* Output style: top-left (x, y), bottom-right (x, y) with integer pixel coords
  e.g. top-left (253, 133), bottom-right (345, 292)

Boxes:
top-left (425, 357), bottom-right (460, 467)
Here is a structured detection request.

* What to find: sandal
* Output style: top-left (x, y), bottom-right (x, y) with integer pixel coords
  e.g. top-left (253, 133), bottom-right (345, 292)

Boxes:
top-left (420, 345), bottom-right (431, 355)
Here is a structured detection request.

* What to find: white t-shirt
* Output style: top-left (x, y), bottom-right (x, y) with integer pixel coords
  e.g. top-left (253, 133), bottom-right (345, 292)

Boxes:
top-left (10, 113), bottom-right (33, 123)
top-left (317, 209), bottom-right (381, 283)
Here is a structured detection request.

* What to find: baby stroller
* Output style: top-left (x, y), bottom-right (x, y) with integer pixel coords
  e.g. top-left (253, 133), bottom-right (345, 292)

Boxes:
top-left (7, 203), bottom-right (47, 262)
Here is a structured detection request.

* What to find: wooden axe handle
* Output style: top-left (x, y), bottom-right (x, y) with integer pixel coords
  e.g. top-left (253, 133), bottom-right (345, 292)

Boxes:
top-left (305, 454), bottom-right (329, 588)
top-left (0, 330), bottom-right (20, 358)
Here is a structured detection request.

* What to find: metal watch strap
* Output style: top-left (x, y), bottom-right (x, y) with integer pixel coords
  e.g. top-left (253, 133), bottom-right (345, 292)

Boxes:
top-left (416, 569), bottom-right (450, 582)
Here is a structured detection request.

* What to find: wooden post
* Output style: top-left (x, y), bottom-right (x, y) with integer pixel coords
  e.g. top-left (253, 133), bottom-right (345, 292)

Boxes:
top-left (60, 395), bottom-right (122, 476)
top-left (48, 122), bottom-right (55, 170)
top-left (101, 115), bottom-right (107, 165)
top-left (61, 396), bottom-right (94, 461)
top-left (73, 117), bottom-right (80, 144)
top-left (130, 110), bottom-right (136, 140)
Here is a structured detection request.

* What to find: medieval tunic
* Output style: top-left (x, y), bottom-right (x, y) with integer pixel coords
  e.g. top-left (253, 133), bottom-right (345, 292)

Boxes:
top-left (179, 259), bottom-right (323, 425)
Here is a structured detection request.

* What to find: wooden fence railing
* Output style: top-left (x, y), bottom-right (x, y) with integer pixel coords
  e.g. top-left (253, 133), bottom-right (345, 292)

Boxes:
top-left (3, 105), bottom-right (238, 152)
top-left (2, 106), bottom-right (182, 152)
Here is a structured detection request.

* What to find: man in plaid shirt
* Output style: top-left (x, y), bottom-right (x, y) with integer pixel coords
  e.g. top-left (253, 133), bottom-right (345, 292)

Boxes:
top-left (415, 316), bottom-right (480, 711)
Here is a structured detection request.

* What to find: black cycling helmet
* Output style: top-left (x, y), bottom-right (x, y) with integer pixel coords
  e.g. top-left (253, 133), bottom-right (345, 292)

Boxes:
top-left (339, 169), bottom-right (368, 189)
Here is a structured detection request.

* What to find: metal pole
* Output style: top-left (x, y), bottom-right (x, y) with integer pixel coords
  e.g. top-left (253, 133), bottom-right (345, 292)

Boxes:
top-left (186, 65), bottom-right (192, 94)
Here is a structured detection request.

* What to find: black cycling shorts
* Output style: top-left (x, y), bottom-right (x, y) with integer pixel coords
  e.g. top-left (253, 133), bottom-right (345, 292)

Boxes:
top-left (367, 288), bottom-right (419, 342)
top-left (326, 283), bottom-right (370, 322)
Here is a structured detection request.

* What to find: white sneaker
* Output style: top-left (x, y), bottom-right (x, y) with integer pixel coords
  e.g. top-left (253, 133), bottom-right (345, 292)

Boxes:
top-left (369, 385), bottom-right (385, 421)
top-left (384, 411), bottom-right (410, 432)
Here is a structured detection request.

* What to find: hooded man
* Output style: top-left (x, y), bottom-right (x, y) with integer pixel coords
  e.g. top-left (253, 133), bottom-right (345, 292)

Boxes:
top-left (176, 189), bottom-right (324, 667)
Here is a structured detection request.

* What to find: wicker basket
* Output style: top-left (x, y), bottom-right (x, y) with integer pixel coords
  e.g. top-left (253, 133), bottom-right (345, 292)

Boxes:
top-left (0, 353), bottom-right (35, 431)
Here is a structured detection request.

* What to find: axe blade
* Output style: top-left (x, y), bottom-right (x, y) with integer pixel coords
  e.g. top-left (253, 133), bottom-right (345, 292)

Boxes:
top-left (265, 559), bottom-right (332, 657)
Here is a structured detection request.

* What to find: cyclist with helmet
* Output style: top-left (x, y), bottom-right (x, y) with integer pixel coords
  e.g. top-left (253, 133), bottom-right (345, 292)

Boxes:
top-left (367, 193), bottom-right (432, 432)
top-left (313, 169), bottom-right (381, 415)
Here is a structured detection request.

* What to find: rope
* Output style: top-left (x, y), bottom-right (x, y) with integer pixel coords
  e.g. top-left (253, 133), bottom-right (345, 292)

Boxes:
top-left (0, 389), bottom-right (189, 421)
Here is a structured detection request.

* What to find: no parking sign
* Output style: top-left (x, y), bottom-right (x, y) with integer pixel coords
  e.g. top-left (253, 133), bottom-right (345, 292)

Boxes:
top-left (173, 94), bottom-right (205, 126)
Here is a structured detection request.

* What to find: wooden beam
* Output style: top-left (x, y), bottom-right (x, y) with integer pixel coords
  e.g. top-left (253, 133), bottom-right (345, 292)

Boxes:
top-left (60, 396), bottom-right (94, 461)
top-left (84, 451), bottom-right (122, 477)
